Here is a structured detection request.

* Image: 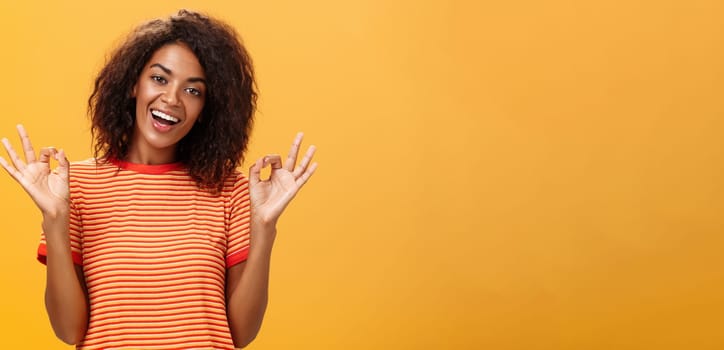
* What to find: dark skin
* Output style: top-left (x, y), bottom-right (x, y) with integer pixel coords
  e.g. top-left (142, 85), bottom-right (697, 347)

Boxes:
top-left (0, 44), bottom-right (318, 347)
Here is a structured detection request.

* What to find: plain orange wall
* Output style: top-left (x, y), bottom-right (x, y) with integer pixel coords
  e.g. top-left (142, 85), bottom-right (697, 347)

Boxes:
top-left (1, 1), bottom-right (723, 349)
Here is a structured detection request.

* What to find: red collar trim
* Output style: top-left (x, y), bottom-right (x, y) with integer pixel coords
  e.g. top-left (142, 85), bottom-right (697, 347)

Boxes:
top-left (107, 157), bottom-right (184, 174)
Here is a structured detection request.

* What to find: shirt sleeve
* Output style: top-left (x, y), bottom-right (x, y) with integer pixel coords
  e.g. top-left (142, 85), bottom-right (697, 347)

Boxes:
top-left (225, 172), bottom-right (251, 268)
top-left (37, 199), bottom-right (83, 266)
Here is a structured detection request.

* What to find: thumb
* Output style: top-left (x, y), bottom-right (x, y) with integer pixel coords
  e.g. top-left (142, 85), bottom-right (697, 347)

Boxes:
top-left (248, 157), bottom-right (263, 187)
top-left (55, 149), bottom-right (70, 180)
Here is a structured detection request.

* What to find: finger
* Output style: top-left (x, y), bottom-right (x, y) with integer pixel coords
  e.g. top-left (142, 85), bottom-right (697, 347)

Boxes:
top-left (55, 149), bottom-right (70, 181)
top-left (248, 157), bottom-right (263, 186)
top-left (293, 145), bottom-right (316, 178)
top-left (38, 147), bottom-right (58, 164)
top-left (2, 137), bottom-right (27, 172)
top-left (264, 154), bottom-right (283, 171)
top-left (296, 162), bottom-right (318, 188)
top-left (17, 124), bottom-right (37, 164)
top-left (284, 132), bottom-right (304, 171)
top-left (0, 156), bottom-right (23, 183)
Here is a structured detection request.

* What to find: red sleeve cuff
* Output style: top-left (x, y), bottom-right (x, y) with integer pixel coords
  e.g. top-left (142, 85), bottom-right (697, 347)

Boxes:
top-left (37, 244), bottom-right (83, 266)
top-left (225, 246), bottom-right (250, 268)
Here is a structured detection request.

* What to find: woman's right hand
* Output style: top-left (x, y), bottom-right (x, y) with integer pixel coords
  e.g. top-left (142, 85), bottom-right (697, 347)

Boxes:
top-left (0, 124), bottom-right (70, 218)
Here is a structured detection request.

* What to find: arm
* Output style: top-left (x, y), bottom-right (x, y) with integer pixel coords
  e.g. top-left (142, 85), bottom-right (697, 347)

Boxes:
top-left (43, 214), bottom-right (89, 344)
top-left (1, 125), bottom-right (88, 344)
top-left (226, 132), bottom-right (317, 348)
top-left (226, 222), bottom-right (274, 347)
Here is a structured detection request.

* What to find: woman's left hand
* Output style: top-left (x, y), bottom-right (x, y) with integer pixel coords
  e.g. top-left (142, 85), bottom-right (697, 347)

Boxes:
top-left (248, 132), bottom-right (317, 229)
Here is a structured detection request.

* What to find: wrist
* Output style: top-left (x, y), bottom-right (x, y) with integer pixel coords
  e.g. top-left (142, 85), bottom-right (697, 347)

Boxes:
top-left (42, 206), bottom-right (69, 220)
top-left (250, 218), bottom-right (277, 247)
top-left (42, 210), bottom-right (70, 236)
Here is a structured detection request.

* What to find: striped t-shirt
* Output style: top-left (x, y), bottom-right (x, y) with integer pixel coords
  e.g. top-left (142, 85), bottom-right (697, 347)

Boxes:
top-left (37, 158), bottom-right (251, 349)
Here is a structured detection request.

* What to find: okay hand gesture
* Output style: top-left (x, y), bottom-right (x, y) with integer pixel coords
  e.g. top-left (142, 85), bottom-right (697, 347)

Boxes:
top-left (0, 125), bottom-right (70, 217)
top-left (248, 132), bottom-right (317, 226)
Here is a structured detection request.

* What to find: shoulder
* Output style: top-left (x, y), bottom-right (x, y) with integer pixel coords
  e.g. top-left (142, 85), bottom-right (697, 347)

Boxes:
top-left (224, 169), bottom-right (248, 187)
top-left (68, 158), bottom-right (115, 180)
top-left (69, 157), bottom-right (100, 169)
top-left (66, 158), bottom-right (116, 200)
top-left (222, 169), bottom-right (250, 199)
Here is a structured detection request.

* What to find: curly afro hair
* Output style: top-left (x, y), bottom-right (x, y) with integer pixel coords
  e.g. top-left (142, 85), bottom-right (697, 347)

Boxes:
top-left (88, 9), bottom-right (257, 192)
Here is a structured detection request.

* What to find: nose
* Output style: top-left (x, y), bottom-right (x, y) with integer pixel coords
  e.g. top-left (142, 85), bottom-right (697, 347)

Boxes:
top-left (160, 84), bottom-right (181, 106)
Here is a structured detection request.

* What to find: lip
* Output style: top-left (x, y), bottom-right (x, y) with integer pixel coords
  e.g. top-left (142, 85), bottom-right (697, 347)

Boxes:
top-left (149, 108), bottom-right (182, 133)
top-left (151, 108), bottom-right (183, 122)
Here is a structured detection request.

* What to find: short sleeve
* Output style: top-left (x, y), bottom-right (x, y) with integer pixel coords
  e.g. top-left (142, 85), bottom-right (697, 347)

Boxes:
top-left (37, 199), bottom-right (83, 266)
top-left (225, 172), bottom-right (251, 268)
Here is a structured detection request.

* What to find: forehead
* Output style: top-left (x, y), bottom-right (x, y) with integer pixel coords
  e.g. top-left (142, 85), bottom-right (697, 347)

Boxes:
top-left (145, 43), bottom-right (205, 78)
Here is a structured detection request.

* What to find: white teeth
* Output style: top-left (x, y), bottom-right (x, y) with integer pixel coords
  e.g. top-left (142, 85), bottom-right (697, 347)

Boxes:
top-left (151, 110), bottom-right (180, 123)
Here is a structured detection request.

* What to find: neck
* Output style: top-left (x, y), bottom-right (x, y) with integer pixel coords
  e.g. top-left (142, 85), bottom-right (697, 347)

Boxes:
top-left (126, 144), bottom-right (178, 165)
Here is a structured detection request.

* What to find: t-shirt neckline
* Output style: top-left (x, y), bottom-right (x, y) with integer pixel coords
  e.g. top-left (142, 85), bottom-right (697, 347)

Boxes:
top-left (108, 157), bottom-right (184, 174)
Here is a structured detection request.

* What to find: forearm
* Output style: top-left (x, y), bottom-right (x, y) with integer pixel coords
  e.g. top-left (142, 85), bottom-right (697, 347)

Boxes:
top-left (43, 214), bottom-right (88, 345)
top-left (227, 221), bottom-right (276, 348)
top-left (228, 133), bottom-right (317, 347)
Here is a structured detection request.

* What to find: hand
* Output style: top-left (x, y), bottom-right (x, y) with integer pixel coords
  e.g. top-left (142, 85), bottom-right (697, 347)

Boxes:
top-left (248, 132), bottom-right (317, 227)
top-left (0, 125), bottom-right (70, 218)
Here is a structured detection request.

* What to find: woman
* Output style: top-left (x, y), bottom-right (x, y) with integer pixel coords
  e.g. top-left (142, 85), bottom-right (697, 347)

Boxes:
top-left (0, 9), bottom-right (316, 349)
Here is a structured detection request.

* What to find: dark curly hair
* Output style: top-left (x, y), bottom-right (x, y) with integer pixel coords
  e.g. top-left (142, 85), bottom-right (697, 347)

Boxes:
top-left (88, 9), bottom-right (257, 192)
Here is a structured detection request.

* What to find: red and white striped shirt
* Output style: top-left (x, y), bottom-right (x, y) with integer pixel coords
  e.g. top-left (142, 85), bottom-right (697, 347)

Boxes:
top-left (38, 158), bottom-right (251, 349)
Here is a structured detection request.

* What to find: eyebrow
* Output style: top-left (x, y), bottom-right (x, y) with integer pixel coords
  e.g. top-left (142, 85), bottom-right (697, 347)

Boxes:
top-left (150, 63), bottom-right (206, 84)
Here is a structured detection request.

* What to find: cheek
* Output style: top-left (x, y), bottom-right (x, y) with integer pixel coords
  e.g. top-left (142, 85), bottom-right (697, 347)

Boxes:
top-left (189, 98), bottom-right (206, 120)
top-left (134, 82), bottom-right (154, 106)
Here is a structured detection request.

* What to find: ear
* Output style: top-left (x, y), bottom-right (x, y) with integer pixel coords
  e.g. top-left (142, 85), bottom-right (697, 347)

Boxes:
top-left (131, 81), bottom-right (138, 98)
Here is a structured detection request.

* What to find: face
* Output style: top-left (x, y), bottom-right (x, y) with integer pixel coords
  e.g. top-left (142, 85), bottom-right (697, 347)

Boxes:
top-left (130, 42), bottom-right (206, 163)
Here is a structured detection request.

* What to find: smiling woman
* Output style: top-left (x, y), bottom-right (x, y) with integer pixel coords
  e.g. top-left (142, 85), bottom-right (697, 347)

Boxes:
top-left (130, 43), bottom-right (207, 164)
top-left (88, 10), bottom-right (262, 192)
top-left (0, 9), bottom-right (317, 350)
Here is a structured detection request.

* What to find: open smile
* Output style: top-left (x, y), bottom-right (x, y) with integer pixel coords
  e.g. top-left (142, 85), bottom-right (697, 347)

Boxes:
top-left (149, 109), bottom-right (183, 133)
top-left (151, 109), bottom-right (181, 125)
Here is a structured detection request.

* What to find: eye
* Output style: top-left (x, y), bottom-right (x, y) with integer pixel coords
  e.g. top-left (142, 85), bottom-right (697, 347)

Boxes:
top-left (151, 75), bottom-right (167, 84)
top-left (185, 87), bottom-right (203, 97)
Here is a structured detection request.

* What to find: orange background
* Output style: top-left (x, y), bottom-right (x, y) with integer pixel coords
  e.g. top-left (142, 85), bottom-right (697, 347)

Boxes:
top-left (1, 1), bottom-right (723, 349)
